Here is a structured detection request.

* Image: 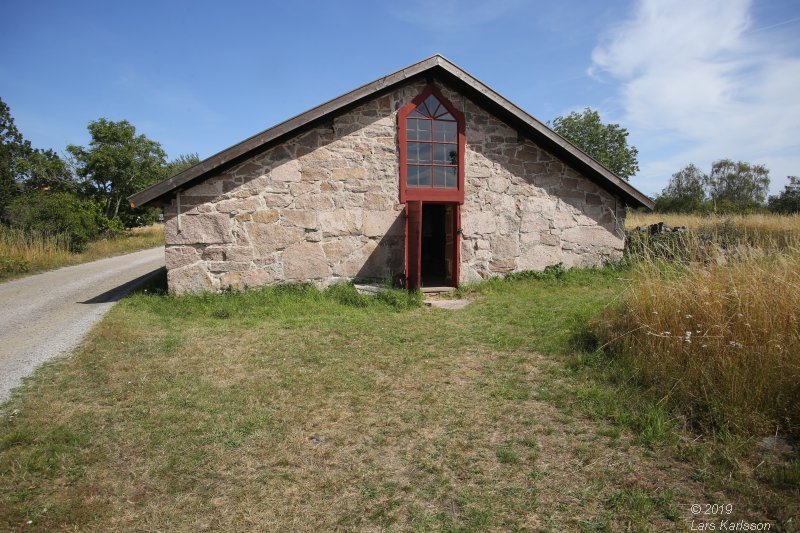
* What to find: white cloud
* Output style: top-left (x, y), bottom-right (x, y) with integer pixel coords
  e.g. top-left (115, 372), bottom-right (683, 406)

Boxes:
top-left (591, 0), bottom-right (800, 195)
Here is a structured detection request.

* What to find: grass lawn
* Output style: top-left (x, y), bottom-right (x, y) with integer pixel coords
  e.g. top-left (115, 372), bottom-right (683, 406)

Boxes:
top-left (0, 269), bottom-right (795, 530)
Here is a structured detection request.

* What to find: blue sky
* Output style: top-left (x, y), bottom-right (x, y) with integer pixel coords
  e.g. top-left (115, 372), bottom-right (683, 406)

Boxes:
top-left (2, 0), bottom-right (799, 196)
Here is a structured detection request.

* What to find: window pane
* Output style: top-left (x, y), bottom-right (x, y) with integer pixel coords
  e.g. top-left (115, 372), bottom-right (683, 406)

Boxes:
top-left (407, 118), bottom-right (417, 141)
top-left (407, 165), bottom-right (420, 187)
top-left (407, 142), bottom-right (432, 164)
top-left (445, 166), bottom-right (457, 187)
top-left (433, 144), bottom-right (457, 165)
top-left (417, 166), bottom-right (432, 186)
top-left (437, 110), bottom-right (455, 121)
top-left (434, 121), bottom-right (457, 142)
top-left (407, 118), bottom-right (430, 141)
top-left (433, 166), bottom-right (457, 188)
top-left (409, 108), bottom-right (427, 119)
top-left (433, 166), bottom-right (446, 187)
top-left (424, 95), bottom-right (440, 116)
top-left (406, 118), bottom-right (431, 141)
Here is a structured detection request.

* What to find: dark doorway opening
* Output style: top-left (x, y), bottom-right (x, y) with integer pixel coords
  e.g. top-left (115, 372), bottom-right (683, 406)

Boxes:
top-left (421, 203), bottom-right (456, 287)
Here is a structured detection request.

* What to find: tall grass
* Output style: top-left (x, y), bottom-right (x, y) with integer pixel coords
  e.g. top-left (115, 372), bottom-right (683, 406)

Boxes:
top-left (627, 212), bottom-right (800, 251)
top-left (597, 213), bottom-right (800, 438)
top-left (0, 224), bottom-right (164, 281)
top-left (0, 227), bottom-right (72, 277)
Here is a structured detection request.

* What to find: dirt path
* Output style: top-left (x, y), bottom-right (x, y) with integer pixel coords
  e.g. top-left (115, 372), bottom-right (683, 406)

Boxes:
top-left (0, 247), bottom-right (164, 403)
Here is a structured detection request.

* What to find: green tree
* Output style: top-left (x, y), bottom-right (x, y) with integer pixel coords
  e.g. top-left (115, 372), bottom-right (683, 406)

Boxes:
top-left (1, 98), bottom-right (76, 217)
top-left (67, 119), bottom-right (166, 222)
top-left (549, 108), bottom-right (639, 180)
top-left (705, 159), bottom-right (770, 213)
top-left (17, 148), bottom-right (75, 193)
top-left (1, 98), bottom-right (26, 217)
top-left (654, 164), bottom-right (708, 213)
top-left (768, 176), bottom-right (800, 214)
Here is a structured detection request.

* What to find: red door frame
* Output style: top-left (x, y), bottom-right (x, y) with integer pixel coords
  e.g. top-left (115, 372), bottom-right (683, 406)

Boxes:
top-left (405, 201), bottom-right (422, 290)
top-left (405, 201), bottom-right (460, 290)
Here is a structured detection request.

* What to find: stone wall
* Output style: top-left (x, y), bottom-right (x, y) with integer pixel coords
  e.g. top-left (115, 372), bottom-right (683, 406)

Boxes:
top-left (163, 80), bottom-right (625, 294)
top-left (436, 85), bottom-right (626, 282)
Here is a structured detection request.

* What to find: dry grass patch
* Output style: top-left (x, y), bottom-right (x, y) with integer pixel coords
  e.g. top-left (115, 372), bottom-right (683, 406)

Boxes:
top-left (627, 212), bottom-right (800, 251)
top-left (0, 224), bottom-right (163, 281)
top-left (595, 250), bottom-right (800, 438)
top-left (626, 211), bottom-right (800, 234)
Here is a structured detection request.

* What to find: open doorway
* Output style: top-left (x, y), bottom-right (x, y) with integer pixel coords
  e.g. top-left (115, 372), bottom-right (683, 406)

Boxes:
top-left (405, 201), bottom-right (459, 290)
top-left (421, 203), bottom-right (456, 287)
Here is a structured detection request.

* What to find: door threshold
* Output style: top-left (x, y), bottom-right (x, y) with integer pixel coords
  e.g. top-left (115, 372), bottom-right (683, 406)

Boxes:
top-left (420, 286), bottom-right (456, 294)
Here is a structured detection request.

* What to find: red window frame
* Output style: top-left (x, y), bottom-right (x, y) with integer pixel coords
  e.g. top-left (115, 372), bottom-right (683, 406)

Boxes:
top-left (398, 84), bottom-right (465, 204)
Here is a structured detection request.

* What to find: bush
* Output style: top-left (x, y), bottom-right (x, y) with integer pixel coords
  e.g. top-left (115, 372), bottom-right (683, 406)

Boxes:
top-left (6, 191), bottom-right (106, 252)
top-left (0, 256), bottom-right (29, 276)
top-left (97, 216), bottom-right (126, 239)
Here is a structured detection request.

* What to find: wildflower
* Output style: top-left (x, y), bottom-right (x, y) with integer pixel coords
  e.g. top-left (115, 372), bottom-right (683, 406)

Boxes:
top-left (684, 314), bottom-right (693, 319)
top-left (683, 331), bottom-right (692, 344)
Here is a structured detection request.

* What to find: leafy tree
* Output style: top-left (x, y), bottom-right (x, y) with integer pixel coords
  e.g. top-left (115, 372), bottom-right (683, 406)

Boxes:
top-left (17, 148), bottom-right (75, 193)
top-left (705, 159), bottom-right (770, 213)
top-left (0, 98), bottom-right (26, 217)
top-left (768, 176), bottom-right (800, 214)
top-left (1, 98), bottom-right (76, 217)
top-left (654, 164), bottom-right (708, 213)
top-left (549, 108), bottom-right (639, 180)
top-left (67, 119), bottom-right (166, 222)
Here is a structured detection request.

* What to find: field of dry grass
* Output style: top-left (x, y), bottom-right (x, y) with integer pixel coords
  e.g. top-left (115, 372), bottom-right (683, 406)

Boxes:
top-left (0, 224), bottom-right (164, 281)
top-left (597, 250), bottom-right (800, 437)
top-left (0, 272), bottom-right (795, 530)
top-left (598, 211), bottom-right (800, 445)
top-left (627, 212), bottom-right (800, 251)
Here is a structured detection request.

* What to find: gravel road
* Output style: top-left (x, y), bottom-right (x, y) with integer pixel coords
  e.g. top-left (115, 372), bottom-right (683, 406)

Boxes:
top-left (0, 247), bottom-right (164, 403)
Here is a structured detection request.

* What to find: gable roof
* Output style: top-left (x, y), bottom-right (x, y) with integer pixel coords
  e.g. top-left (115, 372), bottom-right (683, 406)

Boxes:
top-left (129, 55), bottom-right (654, 209)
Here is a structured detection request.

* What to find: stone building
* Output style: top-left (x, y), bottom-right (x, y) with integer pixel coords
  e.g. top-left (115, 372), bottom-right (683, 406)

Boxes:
top-left (129, 56), bottom-right (653, 294)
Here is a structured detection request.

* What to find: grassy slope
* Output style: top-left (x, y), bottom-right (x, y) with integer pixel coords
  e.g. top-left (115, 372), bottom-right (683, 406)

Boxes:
top-left (0, 225), bottom-right (164, 282)
top-left (0, 271), bottom-right (795, 530)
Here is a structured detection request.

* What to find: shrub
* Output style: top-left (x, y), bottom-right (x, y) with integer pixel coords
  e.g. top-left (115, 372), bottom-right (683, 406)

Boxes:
top-left (5, 191), bottom-right (105, 252)
top-left (97, 216), bottom-right (126, 239)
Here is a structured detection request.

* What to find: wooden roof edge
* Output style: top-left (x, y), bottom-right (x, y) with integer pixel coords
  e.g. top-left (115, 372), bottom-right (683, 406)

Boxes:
top-left (129, 54), bottom-right (653, 210)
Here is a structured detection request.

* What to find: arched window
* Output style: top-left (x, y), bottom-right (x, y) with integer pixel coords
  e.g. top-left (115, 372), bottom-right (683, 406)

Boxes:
top-left (398, 85), bottom-right (465, 203)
